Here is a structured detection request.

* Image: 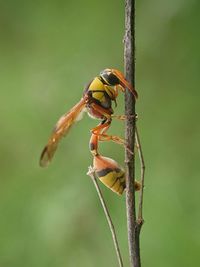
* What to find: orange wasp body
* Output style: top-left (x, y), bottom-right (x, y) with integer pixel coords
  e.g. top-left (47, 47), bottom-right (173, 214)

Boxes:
top-left (40, 68), bottom-right (139, 195)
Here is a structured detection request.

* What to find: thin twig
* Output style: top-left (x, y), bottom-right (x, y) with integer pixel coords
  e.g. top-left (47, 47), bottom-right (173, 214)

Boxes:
top-left (135, 126), bottom-right (145, 223)
top-left (131, 127), bottom-right (145, 266)
top-left (87, 166), bottom-right (124, 267)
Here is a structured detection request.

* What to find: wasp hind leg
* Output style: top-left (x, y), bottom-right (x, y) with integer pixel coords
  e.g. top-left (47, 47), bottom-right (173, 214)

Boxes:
top-left (88, 103), bottom-right (136, 154)
top-left (91, 121), bottom-right (134, 155)
top-left (111, 113), bottom-right (138, 121)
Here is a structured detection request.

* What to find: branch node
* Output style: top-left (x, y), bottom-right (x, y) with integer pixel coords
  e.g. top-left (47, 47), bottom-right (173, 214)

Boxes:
top-left (136, 218), bottom-right (144, 227)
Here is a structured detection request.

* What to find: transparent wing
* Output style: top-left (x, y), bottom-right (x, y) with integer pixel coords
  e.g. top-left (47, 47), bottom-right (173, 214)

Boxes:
top-left (40, 97), bottom-right (87, 167)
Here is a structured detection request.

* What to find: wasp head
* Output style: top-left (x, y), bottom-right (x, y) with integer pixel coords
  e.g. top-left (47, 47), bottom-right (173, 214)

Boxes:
top-left (100, 68), bottom-right (138, 99)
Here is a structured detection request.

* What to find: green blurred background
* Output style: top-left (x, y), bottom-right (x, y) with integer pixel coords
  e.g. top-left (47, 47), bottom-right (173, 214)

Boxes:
top-left (0, 0), bottom-right (199, 266)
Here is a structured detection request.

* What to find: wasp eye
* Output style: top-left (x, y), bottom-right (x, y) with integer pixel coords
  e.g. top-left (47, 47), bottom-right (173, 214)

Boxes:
top-left (100, 70), bottom-right (120, 85)
top-left (106, 72), bottom-right (120, 85)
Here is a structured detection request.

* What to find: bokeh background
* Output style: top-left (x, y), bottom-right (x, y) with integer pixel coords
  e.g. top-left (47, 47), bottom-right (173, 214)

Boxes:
top-left (0, 0), bottom-right (199, 266)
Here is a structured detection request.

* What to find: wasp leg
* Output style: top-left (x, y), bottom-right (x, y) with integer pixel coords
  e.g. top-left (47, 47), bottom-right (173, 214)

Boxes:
top-left (89, 103), bottom-right (134, 154)
top-left (91, 121), bottom-right (133, 155)
top-left (89, 103), bottom-right (113, 120)
top-left (111, 113), bottom-right (138, 121)
top-left (98, 134), bottom-right (133, 155)
top-left (89, 119), bottom-right (109, 156)
top-left (90, 102), bottom-right (137, 121)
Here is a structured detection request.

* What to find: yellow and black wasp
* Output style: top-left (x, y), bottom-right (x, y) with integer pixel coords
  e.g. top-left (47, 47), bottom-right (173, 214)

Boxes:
top-left (40, 68), bottom-right (140, 195)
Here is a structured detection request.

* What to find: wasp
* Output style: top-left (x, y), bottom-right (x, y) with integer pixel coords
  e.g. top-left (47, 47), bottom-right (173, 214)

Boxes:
top-left (40, 68), bottom-right (140, 195)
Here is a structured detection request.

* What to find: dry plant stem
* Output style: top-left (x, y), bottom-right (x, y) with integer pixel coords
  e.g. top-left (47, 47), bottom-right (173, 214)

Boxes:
top-left (124, 0), bottom-right (142, 266)
top-left (135, 126), bottom-right (145, 222)
top-left (87, 167), bottom-right (124, 267)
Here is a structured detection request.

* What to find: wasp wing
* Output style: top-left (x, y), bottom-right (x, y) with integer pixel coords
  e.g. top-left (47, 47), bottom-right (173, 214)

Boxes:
top-left (40, 97), bottom-right (87, 167)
